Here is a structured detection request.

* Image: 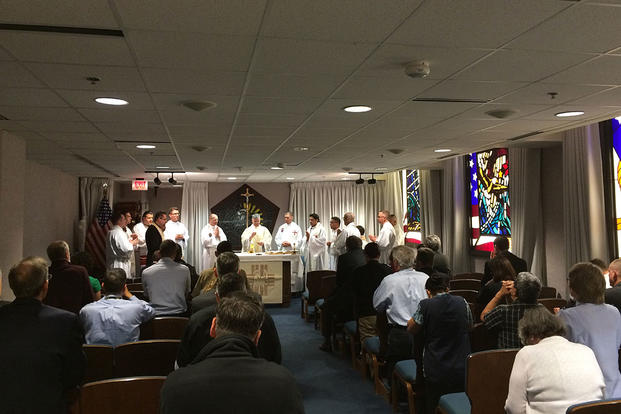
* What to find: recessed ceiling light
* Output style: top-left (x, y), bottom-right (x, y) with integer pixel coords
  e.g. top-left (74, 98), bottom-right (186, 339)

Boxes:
top-left (270, 163), bottom-right (284, 170)
top-left (227, 177), bottom-right (237, 180)
top-left (434, 148), bottom-right (452, 153)
top-left (156, 166), bottom-right (170, 169)
top-left (293, 146), bottom-right (309, 151)
top-left (95, 97), bottom-right (128, 106)
top-left (136, 144), bottom-right (156, 149)
top-left (343, 105), bottom-right (372, 113)
top-left (555, 111), bottom-right (584, 118)
top-left (286, 177), bottom-right (295, 180)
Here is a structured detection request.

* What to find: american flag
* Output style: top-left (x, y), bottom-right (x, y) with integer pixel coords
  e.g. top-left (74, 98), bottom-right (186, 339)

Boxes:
top-left (85, 197), bottom-right (112, 270)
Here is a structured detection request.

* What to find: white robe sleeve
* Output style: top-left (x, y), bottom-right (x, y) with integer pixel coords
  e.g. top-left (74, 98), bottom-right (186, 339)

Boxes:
top-left (274, 225), bottom-right (284, 248)
top-left (261, 226), bottom-right (272, 249)
top-left (309, 226), bottom-right (327, 257)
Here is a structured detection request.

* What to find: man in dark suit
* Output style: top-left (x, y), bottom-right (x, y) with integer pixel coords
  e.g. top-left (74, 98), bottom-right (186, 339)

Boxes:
top-left (319, 235), bottom-right (366, 351)
top-left (352, 242), bottom-right (392, 344)
top-left (482, 236), bottom-right (527, 286)
top-left (145, 210), bottom-right (167, 267)
top-left (177, 271), bottom-right (281, 366)
top-left (0, 257), bottom-right (85, 413)
top-left (162, 292), bottom-right (303, 414)
top-left (44, 240), bottom-right (93, 314)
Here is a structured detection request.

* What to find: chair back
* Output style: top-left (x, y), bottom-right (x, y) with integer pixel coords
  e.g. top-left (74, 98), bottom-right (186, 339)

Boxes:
top-left (126, 283), bottom-right (143, 291)
top-left (454, 272), bottom-right (484, 280)
top-left (79, 376), bottom-right (166, 414)
top-left (82, 345), bottom-right (114, 384)
top-left (538, 286), bottom-right (557, 299)
top-left (306, 270), bottom-right (336, 303)
top-left (450, 290), bottom-right (479, 303)
top-left (566, 399), bottom-right (621, 413)
top-left (468, 323), bottom-right (497, 353)
top-left (319, 274), bottom-right (337, 299)
top-left (130, 290), bottom-right (149, 301)
top-left (114, 340), bottom-right (180, 377)
top-left (538, 298), bottom-right (567, 313)
top-left (140, 317), bottom-right (188, 340)
top-left (466, 349), bottom-right (519, 414)
top-left (449, 279), bottom-right (481, 291)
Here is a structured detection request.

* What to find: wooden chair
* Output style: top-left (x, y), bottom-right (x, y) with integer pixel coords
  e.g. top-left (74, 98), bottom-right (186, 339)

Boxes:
top-left (454, 272), bottom-right (484, 280)
top-left (113, 340), bottom-right (180, 377)
top-left (466, 349), bottom-right (519, 414)
top-left (126, 283), bottom-right (143, 291)
top-left (315, 274), bottom-right (337, 330)
top-left (82, 345), bottom-right (114, 384)
top-left (79, 376), bottom-right (166, 414)
top-left (566, 399), bottom-right (621, 413)
top-left (538, 298), bottom-right (567, 313)
top-left (140, 316), bottom-right (188, 340)
top-left (301, 270), bottom-right (336, 321)
top-left (468, 322), bottom-right (497, 353)
top-left (449, 290), bottom-right (479, 303)
top-left (449, 279), bottom-right (481, 291)
top-left (538, 286), bottom-right (557, 299)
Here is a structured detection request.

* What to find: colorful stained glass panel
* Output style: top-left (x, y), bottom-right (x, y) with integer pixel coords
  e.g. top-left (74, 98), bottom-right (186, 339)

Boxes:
top-left (405, 169), bottom-right (422, 244)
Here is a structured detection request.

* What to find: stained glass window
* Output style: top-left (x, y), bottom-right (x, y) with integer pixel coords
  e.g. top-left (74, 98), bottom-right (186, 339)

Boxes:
top-left (469, 148), bottom-right (511, 251)
top-left (404, 169), bottom-right (422, 244)
top-left (612, 118), bottom-right (621, 256)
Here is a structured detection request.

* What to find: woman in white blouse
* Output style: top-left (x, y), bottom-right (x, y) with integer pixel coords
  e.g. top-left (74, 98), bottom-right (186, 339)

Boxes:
top-left (505, 307), bottom-right (605, 414)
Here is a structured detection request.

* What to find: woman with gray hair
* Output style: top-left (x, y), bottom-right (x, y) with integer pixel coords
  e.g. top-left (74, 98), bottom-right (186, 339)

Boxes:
top-left (505, 307), bottom-right (605, 414)
top-left (558, 262), bottom-right (621, 398)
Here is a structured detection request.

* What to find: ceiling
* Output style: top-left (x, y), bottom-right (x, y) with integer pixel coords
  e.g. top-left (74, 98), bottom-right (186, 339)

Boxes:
top-left (2, 0), bottom-right (621, 182)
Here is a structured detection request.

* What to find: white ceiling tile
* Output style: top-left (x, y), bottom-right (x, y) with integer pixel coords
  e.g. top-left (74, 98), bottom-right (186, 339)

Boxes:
top-left (522, 105), bottom-right (621, 121)
top-left (0, 87), bottom-right (66, 107)
top-left (78, 108), bottom-right (161, 123)
top-left (262, 0), bottom-right (422, 42)
top-left (142, 68), bottom-right (245, 95)
top-left (456, 103), bottom-right (553, 120)
top-left (334, 76), bottom-right (436, 100)
top-left (0, 119), bottom-right (30, 131)
top-left (241, 97), bottom-right (322, 115)
top-left (25, 63), bottom-right (146, 91)
top-left (292, 127), bottom-right (356, 139)
top-left (0, 62), bottom-right (46, 87)
top-left (232, 126), bottom-right (296, 137)
top-left (417, 80), bottom-right (525, 101)
top-left (483, 120), bottom-right (568, 133)
top-left (127, 30), bottom-right (255, 71)
top-left (496, 83), bottom-right (611, 105)
top-left (389, 0), bottom-right (568, 48)
top-left (56, 90), bottom-right (154, 110)
top-left (1, 0), bottom-right (118, 28)
top-left (152, 93), bottom-right (238, 125)
top-left (390, 101), bottom-right (478, 119)
top-left (509, 3), bottom-right (621, 53)
top-left (114, 0), bottom-right (266, 35)
top-left (0, 32), bottom-right (134, 65)
top-left (95, 122), bottom-right (167, 137)
top-left (167, 124), bottom-right (232, 140)
top-left (18, 120), bottom-right (98, 133)
top-left (543, 56), bottom-right (621, 85)
top-left (569, 86), bottom-right (621, 106)
top-left (455, 50), bottom-right (594, 82)
top-left (0, 46), bottom-right (15, 61)
top-left (246, 73), bottom-right (345, 98)
top-left (253, 38), bottom-right (376, 75)
top-left (0, 106), bottom-right (83, 121)
top-left (236, 113), bottom-right (306, 128)
top-left (431, 118), bottom-right (506, 132)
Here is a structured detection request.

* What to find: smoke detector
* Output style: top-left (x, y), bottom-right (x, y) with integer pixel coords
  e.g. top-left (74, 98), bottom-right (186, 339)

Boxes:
top-left (182, 101), bottom-right (217, 112)
top-left (404, 61), bottom-right (430, 78)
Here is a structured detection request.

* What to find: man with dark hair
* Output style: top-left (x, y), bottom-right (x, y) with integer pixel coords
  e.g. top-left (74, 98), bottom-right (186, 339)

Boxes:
top-left (164, 207), bottom-right (190, 258)
top-left (191, 251), bottom-right (242, 314)
top-left (326, 216), bottom-right (342, 271)
top-left (482, 272), bottom-right (542, 348)
top-left (415, 247), bottom-right (436, 277)
top-left (133, 210), bottom-right (153, 275)
top-left (80, 268), bottom-right (154, 346)
top-left (44, 240), bottom-right (94, 314)
top-left (177, 272), bottom-right (281, 367)
top-left (146, 210), bottom-right (167, 266)
top-left (319, 235), bottom-right (366, 351)
top-left (482, 236), bottom-right (527, 286)
top-left (305, 213), bottom-right (328, 271)
top-left (606, 259), bottom-right (621, 313)
top-left (591, 258), bottom-right (611, 289)
top-left (106, 211), bottom-right (139, 275)
top-left (174, 244), bottom-right (199, 291)
top-left (333, 212), bottom-right (361, 256)
top-left (142, 240), bottom-right (191, 316)
top-left (407, 277), bottom-right (473, 413)
top-left (162, 293), bottom-right (302, 414)
top-left (0, 257), bottom-right (85, 413)
top-left (352, 242), bottom-right (392, 344)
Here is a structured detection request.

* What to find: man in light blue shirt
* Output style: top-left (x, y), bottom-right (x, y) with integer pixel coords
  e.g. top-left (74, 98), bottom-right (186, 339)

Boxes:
top-left (80, 268), bottom-right (155, 346)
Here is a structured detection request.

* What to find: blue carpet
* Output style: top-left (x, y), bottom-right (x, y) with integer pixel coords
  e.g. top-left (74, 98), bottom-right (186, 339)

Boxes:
top-left (267, 298), bottom-right (393, 414)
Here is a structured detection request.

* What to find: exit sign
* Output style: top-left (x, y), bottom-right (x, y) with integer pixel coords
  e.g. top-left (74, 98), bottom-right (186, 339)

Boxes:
top-left (132, 179), bottom-right (148, 191)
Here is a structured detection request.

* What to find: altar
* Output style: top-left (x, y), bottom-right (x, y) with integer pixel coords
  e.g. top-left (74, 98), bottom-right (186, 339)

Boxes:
top-left (236, 253), bottom-right (302, 307)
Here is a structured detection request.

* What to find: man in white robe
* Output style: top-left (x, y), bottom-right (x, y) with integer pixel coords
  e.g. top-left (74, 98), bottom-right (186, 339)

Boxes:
top-left (388, 214), bottom-right (405, 246)
top-left (106, 211), bottom-right (139, 276)
top-left (241, 214), bottom-right (272, 253)
top-left (305, 213), bottom-right (328, 272)
top-left (369, 210), bottom-right (396, 265)
top-left (326, 216), bottom-right (341, 271)
top-left (200, 213), bottom-right (227, 271)
top-left (123, 211), bottom-right (139, 278)
top-left (164, 207), bottom-right (189, 258)
top-left (274, 211), bottom-right (304, 252)
top-left (332, 212), bottom-right (361, 256)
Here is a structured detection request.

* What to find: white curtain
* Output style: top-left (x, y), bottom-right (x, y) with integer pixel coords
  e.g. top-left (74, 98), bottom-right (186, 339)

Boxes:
top-left (385, 171), bottom-right (405, 244)
top-left (181, 182), bottom-right (209, 273)
top-left (509, 147), bottom-right (546, 282)
top-left (289, 181), bottom-right (387, 240)
top-left (78, 177), bottom-right (111, 250)
top-left (420, 169), bottom-right (443, 240)
top-left (563, 125), bottom-right (609, 280)
top-left (441, 157), bottom-right (470, 273)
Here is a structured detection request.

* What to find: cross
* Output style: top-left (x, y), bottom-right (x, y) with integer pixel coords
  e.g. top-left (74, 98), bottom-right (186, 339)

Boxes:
top-left (241, 187), bottom-right (255, 228)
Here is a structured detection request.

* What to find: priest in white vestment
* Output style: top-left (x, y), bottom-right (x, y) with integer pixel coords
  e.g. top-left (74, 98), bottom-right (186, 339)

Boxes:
top-left (200, 213), bottom-right (227, 271)
top-left (106, 211), bottom-right (138, 276)
top-left (332, 212), bottom-right (361, 256)
top-left (164, 207), bottom-right (189, 257)
top-left (305, 213), bottom-right (328, 272)
top-left (389, 214), bottom-right (405, 246)
top-left (274, 211), bottom-right (304, 252)
top-left (326, 216), bottom-right (341, 271)
top-left (369, 210), bottom-right (396, 265)
top-left (241, 214), bottom-right (272, 253)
